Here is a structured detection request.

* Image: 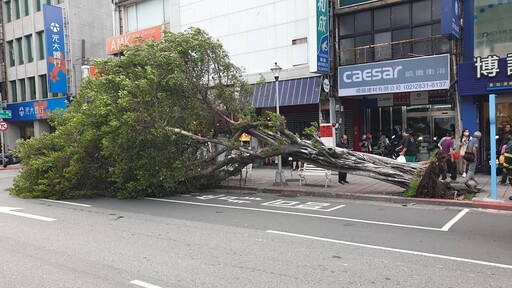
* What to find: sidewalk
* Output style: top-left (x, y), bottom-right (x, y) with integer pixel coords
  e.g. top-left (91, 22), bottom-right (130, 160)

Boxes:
top-left (221, 166), bottom-right (512, 211)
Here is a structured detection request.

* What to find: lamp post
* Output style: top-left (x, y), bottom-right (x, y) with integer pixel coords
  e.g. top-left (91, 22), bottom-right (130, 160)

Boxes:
top-left (271, 62), bottom-right (286, 185)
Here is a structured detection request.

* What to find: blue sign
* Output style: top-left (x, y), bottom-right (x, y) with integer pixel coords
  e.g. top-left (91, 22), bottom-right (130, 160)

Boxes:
top-left (441, 0), bottom-right (460, 38)
top-left (43, 5), bottom-right (68, 93)
top-left (338, 54), bottom-right (450, 97)
top-left (458, 58), bottom-right (512, 96)
top-left (6, 98), bottom-right (69, 122)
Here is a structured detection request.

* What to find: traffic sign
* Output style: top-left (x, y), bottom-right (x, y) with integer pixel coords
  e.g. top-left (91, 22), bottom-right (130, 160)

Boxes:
top-left (0, 110), bottom-right (11, 119)
top-left (0, 121), bottom-right (8, 131)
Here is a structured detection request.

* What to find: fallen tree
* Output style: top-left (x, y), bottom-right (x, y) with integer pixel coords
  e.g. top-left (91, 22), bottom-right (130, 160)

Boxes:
top-left (9, 28), bottom-right (462, 200)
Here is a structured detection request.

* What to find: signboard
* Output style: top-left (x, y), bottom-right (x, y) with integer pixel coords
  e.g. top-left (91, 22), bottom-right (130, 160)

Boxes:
top-left (410, 91), bottom-right (429, 105)
top-left (0, 110), bottom-right (12, 119)
top-left (106, 25), bottom-right (162, 55)
top-left (338, 54), bottom-right (450, 97)
top-left (377, 94), bottom-right (393, 107)
top-left (309, 0), bottom-right (330, 74)
top-left (43, 5), bottom-right (68, 93)
top-left (458, 55), bottom-right (512, 96)
top-left (339, 0), bottom-right (377, 8)
top-left (0, 121), bottom-right (8, 131)
top-left (441, 0), bottom-right (460, 38)
top-left (319, 123), bottom-right (335, 148)
top-left (6, 98), bottom-right (69, 122)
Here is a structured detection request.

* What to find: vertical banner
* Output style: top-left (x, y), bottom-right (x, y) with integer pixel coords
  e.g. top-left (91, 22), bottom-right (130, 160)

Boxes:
top-left (441, 0), bottom-right (460, 39)
top-left (43, 5), bottom-right (68, 93)
top-left (309, 0), bottom-right (330, 74)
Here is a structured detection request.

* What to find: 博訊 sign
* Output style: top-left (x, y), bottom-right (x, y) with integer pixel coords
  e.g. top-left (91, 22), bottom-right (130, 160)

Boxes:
top-left (310, 0), bottom-right (330, 74)
top-left (338, 54), bottom-right (450, 97)
top-left (43, 5), bottom-right (68, 93)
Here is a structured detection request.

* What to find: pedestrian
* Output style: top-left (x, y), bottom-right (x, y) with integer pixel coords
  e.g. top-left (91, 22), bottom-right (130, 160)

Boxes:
top-left (464, 131), bottom-right (481, 182)
top-left (337, 134), bottom-right (349, 185)
top-left (498, 135), bottom-right (509, 185)
top-left (396, 129), bottom-right (416, 162)
top-left (440, 131), bottom-right (457, 181)
top-left (359, 133), bottom-right (370, 153)
top-left (459, 128), bottom-right (471, 177)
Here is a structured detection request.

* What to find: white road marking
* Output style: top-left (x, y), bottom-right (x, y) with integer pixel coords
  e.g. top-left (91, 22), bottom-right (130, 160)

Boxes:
top-left (130, 280), bottom-right (162, 288)
top-left (40, 199), bottom-right (91, 207)
top-left (145, 198), bottom-right (444, 231)
top-left (0, 206), bottom-right (56, 222)
top-left (441, 208), bottom-right (470, 231)
top-left (267, 230), bottom-right (512, 269)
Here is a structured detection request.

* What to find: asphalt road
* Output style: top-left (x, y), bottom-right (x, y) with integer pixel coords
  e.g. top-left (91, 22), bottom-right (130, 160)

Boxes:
top-left (1, 168), bottom-right (512, 288)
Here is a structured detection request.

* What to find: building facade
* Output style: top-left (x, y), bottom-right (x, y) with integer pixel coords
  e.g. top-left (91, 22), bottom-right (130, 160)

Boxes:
top-left (110, 0), bottom-right (332, 138)
top-left (334, 0), bottom-right (460, 158)
top-left (1, 0), bottom-right (112, 149)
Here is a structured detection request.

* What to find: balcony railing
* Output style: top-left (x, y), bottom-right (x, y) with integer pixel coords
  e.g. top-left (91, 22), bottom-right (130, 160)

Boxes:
top-left (339, 35), bottom-right (450, 66)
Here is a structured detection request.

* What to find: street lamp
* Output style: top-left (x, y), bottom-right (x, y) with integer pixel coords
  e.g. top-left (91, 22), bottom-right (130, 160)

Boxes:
top-left (270, 62), bottom-right (286, 185)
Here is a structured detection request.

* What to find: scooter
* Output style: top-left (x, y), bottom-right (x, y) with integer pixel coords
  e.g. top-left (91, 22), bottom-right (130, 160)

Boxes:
top-left (2, 151), bottom-right (21, 168)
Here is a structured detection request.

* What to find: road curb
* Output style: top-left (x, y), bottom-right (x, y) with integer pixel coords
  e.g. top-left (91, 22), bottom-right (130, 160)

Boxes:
top-left (218, 185), bottom-right (475, 209)
top-left (473, 201), bottom-right (512, 211)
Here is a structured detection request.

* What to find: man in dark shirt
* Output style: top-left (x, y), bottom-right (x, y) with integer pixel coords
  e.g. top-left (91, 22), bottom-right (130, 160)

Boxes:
top-left (440, 131), bottom-right (457, 181)
top-left (397, 129), bottom-right (416, 162)
top-left (336, 134), bottom-right (349, 185)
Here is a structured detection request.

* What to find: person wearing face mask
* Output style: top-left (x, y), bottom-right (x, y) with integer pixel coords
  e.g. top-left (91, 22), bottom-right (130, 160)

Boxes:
top-left (459, 128), bottom-right (471, 178)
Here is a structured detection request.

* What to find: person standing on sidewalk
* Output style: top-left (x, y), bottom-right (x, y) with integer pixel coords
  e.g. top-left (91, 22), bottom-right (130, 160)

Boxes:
top-left (337, 134), bottom-right (349, 185)
top-left (464, 131), bottom-right (481, 182)
top-left (440, 131), bottom-right (457, 181)
top-left (503, 133), bottom-right (512, 186)
top-left (397, 129), bottom-right (416, 162)
top-left (459, 128), bottom-right (471, 177)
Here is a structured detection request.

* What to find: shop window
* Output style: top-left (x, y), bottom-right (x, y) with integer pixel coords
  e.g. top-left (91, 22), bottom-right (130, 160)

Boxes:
top-left (413, 0), bottom-right (431, 25)
top-left (10, 81), bottom-right (17, 102)
top-left (374, 7), bottom-right (390, 30)
top-left (374, 32), bottom-right (391, 61)
top-left (339, 14), bottom-right (354, 36)
top-left (355, 11), bottom-right (372, 33)
top-left (7, 41), bottom-right (15, 67)
top-left (391, 4), bottom-right (410, 27)
top-left (392, 29), bottom-right (411, 58)
top-left (40, 75), bottom-right (48, 99)
top-left (432, 0), bottom-right (441, 20)
top-left (37, 31), bottom-right (45, 60)
top-left (412, 25), bottom-right (432, 55)
top-left (19, 79), bottom-right (26, 101)
top-left (26, 35), bottom-right (34, 63)
top-left (16, 38), bottom-right (24, 65)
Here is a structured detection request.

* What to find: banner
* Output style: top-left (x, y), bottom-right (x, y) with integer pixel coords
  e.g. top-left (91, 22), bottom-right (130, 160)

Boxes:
top-left (6, 98), bottom-right (69, 122)
top-left (309, 0), bottom-right (330, 74)
top-left (338, 54), bottom-right (450, 97)
top-left (43, 5), bottom-right (68, 93)
top-left (105, 25), bottom-right (162, 55)
top-left (441, 0), bottom-right (461, 39)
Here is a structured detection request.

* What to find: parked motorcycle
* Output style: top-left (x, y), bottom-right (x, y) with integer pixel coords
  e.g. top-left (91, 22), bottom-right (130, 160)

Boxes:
top-left (2, 151), bottom-right (21, 168)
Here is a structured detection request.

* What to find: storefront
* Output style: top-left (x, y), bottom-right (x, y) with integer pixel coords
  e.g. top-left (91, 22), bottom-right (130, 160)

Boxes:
top-left (4, 97), bottom-right (68, 149)
top-left (458, 55), bottom-right (512, 171)
top-left (337, 54), bottom-right (455, 157)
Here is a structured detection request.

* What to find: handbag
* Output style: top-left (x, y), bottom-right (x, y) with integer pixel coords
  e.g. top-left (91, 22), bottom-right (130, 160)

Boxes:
top-left (460, 146), bottom-right (466, 156)
top-left (463, 151), bottom-right (475, 163)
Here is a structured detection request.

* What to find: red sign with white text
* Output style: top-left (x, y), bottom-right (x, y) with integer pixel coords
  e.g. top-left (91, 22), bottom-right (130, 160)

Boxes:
top-left (106, 26), bottom-right (162, 55)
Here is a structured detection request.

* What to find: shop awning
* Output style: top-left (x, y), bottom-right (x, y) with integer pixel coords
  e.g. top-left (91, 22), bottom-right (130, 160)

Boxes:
top-left (250, 76), bottom-right (322, 108)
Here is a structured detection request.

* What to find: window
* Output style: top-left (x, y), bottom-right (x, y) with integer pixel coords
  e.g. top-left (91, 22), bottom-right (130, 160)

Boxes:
top-left (37, 31), bottom-right (45, 60)
top-left (374, 7), bottom-right (390, 30)
top-left (5, 1), bottom-right (12, 22)
top-left (19, 79), bottom-right (26, 101)
top-left (432, 0), bottom-right (441, 20)
top-left (127, 5), bottom-right (137, 32)
top-left (10, 81), bottom-right (17, 102)
top-left (137, 0), bottom-right (163, 29)
top-left (28, 77), bottom-right (36, 100)
top-left (339, 14), bottom-right (354, 36)
top-left (413, 0), bottom-right (431, 24)
top-left (391, 4), bottom-right (410, 27)
top-left (16, 38), bottom-right (24, 65)
top-left (26, 35), bottom-right (34, 63)
top-left (374, 32), bottom-right (392, 61)
top-left (340, 38), bottom-right (355, 65)
top-left (56, 0), bottom-right (64, 4)
top-left (7, 41), bottom-right (15, 67)
top-left (40, 75), bottom-right (48, 99)
top-left (392, 29), bottom-right (411, 58)
top-left (355, 11), bottom-right (372, 33)
top-left (23, 0), bottom-right (30, 16)
top-left (14, 0), bottom-right (20, 19)
top-left (413, 25), bottom-right (432, 55)
top-left (36, 0), bottom-right (42, 12)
